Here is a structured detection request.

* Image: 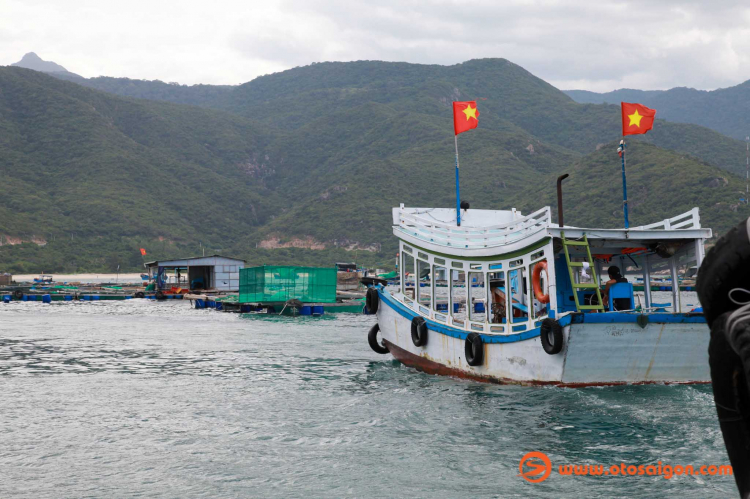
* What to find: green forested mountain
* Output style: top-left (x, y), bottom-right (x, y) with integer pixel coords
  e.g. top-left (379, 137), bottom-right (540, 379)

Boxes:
top-left (565, 82), bottom-right (750, 141)
top-left (1, 59), bottom-right (749, 273)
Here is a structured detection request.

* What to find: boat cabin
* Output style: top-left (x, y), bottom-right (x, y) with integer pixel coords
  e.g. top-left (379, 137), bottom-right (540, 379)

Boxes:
top-left (392, 205), bottom-right (710, 335)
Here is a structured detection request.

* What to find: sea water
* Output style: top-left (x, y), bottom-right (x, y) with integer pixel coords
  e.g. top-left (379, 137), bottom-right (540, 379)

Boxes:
top-left (0, 298), bottom-right (734, 498)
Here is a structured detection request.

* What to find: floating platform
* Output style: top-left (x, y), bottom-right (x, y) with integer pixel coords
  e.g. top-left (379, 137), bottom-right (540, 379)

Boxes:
top-left (1, 292), bottom-right (184, 302)
top-left (188, 295), bottom-right (365, 315)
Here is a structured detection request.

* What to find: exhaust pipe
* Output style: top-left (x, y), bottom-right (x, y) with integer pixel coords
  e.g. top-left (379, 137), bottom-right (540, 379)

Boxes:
top-left (557, 174), bottom-right (569, 228)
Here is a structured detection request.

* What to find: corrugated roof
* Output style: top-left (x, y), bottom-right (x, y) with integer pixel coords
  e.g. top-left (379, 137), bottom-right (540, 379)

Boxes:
top-left (143, 254), bottom-right (246, 267)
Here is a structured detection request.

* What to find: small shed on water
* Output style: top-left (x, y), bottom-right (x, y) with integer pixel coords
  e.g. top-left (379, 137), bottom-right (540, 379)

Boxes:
top-left (144, 255), bottom-right (245, 292)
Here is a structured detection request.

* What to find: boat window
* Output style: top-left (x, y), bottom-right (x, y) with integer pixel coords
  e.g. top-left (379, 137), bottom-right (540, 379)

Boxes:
top-left (433, 264), bottom-right (448, 314)
top-left (450, 269), bottom-right (467, 326)
top-left (469, 263), bottom-right (482, 270)
top-left (418, 252), bottom-right (428, 260)
top-left (530, 260), bottom-right (549, 319)
top-left (507, 267), bottom-right (529, 323)
top-left (489, 263), bottom-right (503, 270)
top-left (417, 259), bottom-right (432, 309)
top-left (467, 272), bottom-right (485, 323)
top-left (403, 245), bottom-right (413, 254)
top-left (509, 258), bottom-right (523, 268)
top-left (452, 261), bottom-right (464, 269)
top-left (434, 258), bottom-right (446, 265)
top-left (530, 250), bottom-right (544, 261)
top-left (488, 271), bottom-right (507, 324)
top-left (402, 253), bottom-right (415, 300)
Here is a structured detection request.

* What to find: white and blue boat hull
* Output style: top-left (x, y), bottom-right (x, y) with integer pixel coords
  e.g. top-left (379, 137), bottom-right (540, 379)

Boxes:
top-left (376, 289), bottom-right (710, 387)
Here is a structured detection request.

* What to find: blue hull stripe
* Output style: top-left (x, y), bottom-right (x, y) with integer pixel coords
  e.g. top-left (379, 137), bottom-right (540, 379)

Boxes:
top-left (571, 312), bottom-right (706, 324)
top-left (378, 289), bottom-right (706, 344)
top-left (378, 290), bottom-right (541, 343)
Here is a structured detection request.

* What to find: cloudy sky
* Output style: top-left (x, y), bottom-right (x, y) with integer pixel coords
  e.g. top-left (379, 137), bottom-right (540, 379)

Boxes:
top-left (2, 0), bottom-right (749, 91)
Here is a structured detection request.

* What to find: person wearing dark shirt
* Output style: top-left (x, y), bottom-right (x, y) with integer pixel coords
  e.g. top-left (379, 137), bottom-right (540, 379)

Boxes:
top-left (603, 266), bottom-right (630, 310)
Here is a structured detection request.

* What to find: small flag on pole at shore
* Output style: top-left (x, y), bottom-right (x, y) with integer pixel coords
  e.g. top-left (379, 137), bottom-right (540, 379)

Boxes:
top-left (621, 102), bottom-right (656, 136)
top-left (140, 248), bottom-right (147, 256)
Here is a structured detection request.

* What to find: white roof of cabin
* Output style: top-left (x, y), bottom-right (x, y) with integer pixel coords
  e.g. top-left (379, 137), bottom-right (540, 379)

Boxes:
top-left (393, 205), bottom-right (712, 257)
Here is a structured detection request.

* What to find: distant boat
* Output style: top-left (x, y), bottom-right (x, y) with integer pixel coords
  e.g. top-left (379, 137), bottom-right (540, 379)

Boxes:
top-left (140, 274), bottom-right (150, 281)
top-left (33, 275), bottom-right (53, 284)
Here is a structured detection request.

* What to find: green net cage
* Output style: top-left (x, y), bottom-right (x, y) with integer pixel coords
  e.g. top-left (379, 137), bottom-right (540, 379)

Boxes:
top-left (239, 266), bottom-right (338, 303)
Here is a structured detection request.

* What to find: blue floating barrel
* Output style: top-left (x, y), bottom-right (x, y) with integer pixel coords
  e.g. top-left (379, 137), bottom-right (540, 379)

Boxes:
top-left (299, 306), bottom-right (312, 316)
top-left (42, 294), bottom-right (52, 304)
top-left (93, 295), bottom-right (100, 301)
top-left (64, 295), bottom-right (73, 301)
top-left (215, 302), bottom-right (223, 311)
top-left (240, 305), bottom-right (252, 313)
top-left (312, 305), bottom-right (324, 316)
top-left (194, 299), bottom-right (205, 309)
top-left (2, 295), bottom-right (10, 303)
top-left (474, 302), bottom-right (485, 313)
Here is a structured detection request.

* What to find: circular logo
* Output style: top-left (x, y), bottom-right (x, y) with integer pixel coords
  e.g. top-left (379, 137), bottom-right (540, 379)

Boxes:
top-left (519, 452), bottom-right (552, 483)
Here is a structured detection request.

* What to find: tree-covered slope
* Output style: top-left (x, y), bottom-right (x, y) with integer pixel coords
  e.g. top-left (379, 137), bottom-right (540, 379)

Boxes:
top-left (0, 67), bottom-right (284, 271)
top-left (535, 142), bottom-right (750, 239)
top-left (2, 60), bottom-right (749, 273)
top-left (565, 81), bottom-right (750, 141)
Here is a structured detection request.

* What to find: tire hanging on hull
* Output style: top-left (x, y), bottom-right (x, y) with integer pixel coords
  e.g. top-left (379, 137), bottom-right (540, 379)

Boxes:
top-left (411, 316), bottom-right (428, 347)
top-left (365, 287), bottom-right (380, 314)
top-left (368, 324), bottom-right (389, 354)
top-left (465, 333), bottom-right (484, 366)
top-left (540, 318), bottom-right (564, 355)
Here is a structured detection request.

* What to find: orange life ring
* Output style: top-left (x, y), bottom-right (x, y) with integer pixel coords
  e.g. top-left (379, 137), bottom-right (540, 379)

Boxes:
top-left (532, 261), bottom-right (550, 304)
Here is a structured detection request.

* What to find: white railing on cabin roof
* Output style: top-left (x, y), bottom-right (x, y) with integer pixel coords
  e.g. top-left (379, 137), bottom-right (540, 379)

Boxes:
top-left (395, 206), bottom-right (552, 249)
top-left (630, 207), bottom-right (701, 231)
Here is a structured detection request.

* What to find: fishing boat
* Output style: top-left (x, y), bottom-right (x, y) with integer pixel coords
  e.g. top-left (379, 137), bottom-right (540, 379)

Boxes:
top-left (365, 203), bottom-right (712, 386)
top-left (33, 275), bottom-right (53, 284)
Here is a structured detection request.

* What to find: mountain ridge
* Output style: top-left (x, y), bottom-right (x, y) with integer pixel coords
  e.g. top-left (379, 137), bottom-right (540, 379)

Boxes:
top-left (1, 59), bottom-right (749, 273)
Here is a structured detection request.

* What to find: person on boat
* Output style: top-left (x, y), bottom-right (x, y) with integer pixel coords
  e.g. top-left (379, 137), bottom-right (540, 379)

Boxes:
top-left (489, 278), bottom-right (507, 323)
top-left (603, 266), bottom-right (629, 310)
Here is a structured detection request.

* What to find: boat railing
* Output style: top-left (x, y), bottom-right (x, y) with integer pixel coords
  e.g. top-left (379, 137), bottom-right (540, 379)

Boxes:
top-left (631, 207), bottom-right (701, 230)
top-left (396, 207), bottom-right (551, 248)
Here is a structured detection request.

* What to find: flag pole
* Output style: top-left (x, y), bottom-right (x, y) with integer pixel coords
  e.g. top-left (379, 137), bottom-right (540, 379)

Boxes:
top-left (620, 139), bottom-right (629, 228)
top-left (454, 134), bottom-right (461, 226)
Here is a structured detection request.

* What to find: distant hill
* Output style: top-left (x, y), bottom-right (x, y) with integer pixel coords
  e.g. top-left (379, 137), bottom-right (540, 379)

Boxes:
top-left (11, 52), bottom-right (75, 75)
top-left (1, 60), bottom-right (749, 273)
top-left (565, 83), bottom-right (750, 141)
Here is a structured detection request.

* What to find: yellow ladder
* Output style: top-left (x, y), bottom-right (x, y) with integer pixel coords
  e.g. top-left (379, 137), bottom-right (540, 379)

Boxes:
top-left (561, 233), bottom-right (604, 312)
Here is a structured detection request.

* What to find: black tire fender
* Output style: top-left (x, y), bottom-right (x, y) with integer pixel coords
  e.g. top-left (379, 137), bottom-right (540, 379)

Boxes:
top-left (368, 324), bottom-right (389, 354)
top-left (411, 316), bottom-right (428, 347)
top-left (366, 287), bottom-right (379, 314)
top-left (13, 290), bottom-right (23, 300)
top-left (155, 290), bottom-right (166, 301)
top-left (134, 291), bottom-right (145, 299)
top-left (697, 217), bottom-right (750, 328)
top-left (540, 318), bottom-right (564, 355)
top-left (465, 332), bottom-right (484, 366)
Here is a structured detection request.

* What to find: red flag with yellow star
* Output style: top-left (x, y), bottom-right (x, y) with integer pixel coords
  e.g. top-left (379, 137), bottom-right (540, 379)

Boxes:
top-left (453, 101), bottom-right (479, 135)
top-left (621, 102), bottom-right (656, 136)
